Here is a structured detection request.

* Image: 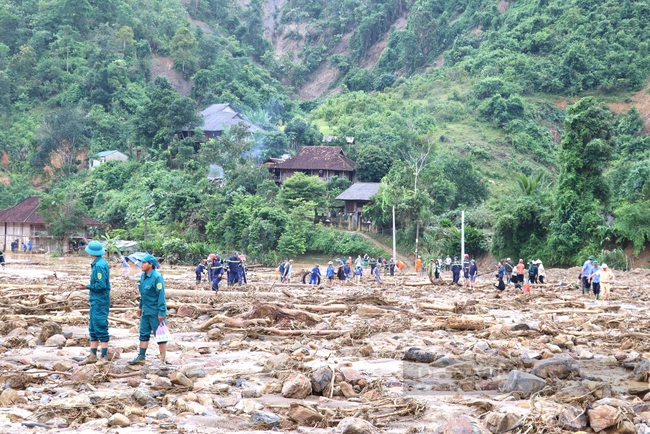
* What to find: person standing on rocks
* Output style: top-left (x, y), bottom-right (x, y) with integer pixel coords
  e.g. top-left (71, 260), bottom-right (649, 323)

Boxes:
top-left (527, 260), bottom-right (538, 284)
top-left (504, 258), bottom-right (514, 284)
top-left (515, 259), bottom-right (525, 286)
top-left (581, 255), bottom-right (595, 295)
top-left (445, 255), bottom-right (451, 271)
top-left (389, 257), bottom-right (396, 276)
top-left (210, 255), bottom-right (224, 292)
top-left (283, 259), bottom-right (294, 283)
top-left (462, 254), bottom-right (471, 287)
top-left (468, 259), bottom-right (478, 290)
top-left (79, 241), bottom-right (111, 366)
top-left (588, 261), bottom-right (602, 300)
top-left (372, 261), bottom-right (381, 285)
top-left (494, 261), bottom-right (505, 291)
top-left (0, 250), bottom-right (5, 270)
top-left (354, 263), bottom-right (363, 283)
top-left (129, 254), bottom-right (168, 367)
top-left (415, 256), bottom-right (423, 276)
top-left (537, 259), bottom-right (546, 283)
top-left (597, 263), bottom-right (615, 301)
top-left (326, 261), bottom-right (335, 285)
top-left (451, 256), bottom-right (462, 284)
top-left (195, 259), bottom-right (207, 285)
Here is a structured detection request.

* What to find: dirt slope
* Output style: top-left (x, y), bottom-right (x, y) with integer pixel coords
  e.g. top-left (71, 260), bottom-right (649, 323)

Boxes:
top-left (150, 55), bottom-right (192, 97)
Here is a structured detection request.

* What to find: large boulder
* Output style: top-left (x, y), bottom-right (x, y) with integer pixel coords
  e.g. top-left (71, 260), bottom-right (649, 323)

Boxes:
top-left (633, 358), bottom-right (650, 382)
top-left (404, 347), bottom-right (438, 363)
top-left (484, 409), bottom-right (523, 433)
top-left (501, 370), bottom-right (546, 398)
top-left (311, 366), bottom-right (333, 394)
top-left (337, 417), bottom-right (379, 434)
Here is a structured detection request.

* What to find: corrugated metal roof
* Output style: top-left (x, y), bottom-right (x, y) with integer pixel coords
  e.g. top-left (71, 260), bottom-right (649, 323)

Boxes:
top-left (335, 183), bottom-right (381, 201)
top-left (195, 104), bottom-right (260, 133)
top-left (273, 146), bottom-right (356, 171)
top-left (0, 196), bottom-right (102, 226)
top-left (94, 150), bottom-right (119, 158)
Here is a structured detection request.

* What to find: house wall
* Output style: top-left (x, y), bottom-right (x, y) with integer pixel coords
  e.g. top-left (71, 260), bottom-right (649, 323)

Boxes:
top-left (106, 153), bottom-right (128, 163)
top-left (278, 169), bottom-right (355, 183)
top-left (1, 222), bottom-right (93, 252)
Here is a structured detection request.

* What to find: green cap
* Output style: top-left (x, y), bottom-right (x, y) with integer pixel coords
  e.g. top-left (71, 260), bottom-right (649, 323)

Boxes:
top-left (588, 255), bottom-right (595, 260)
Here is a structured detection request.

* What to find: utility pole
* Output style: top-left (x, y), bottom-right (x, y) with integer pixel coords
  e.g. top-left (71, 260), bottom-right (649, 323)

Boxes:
top-left (461, 210), bottom-right (465, 267)
top-left (392, 206), bottom-right (397, 262)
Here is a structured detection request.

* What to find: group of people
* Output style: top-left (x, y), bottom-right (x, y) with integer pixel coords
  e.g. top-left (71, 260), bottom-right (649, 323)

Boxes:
top-left (580, 255), bottom-right (615, 300)
top-left (195, 251), bottom-right (247, 292)
top-left (306, 254), bottom-right (405, 286)
top-left (493, 258), bottom-right (547, 291)
top-left (9, 239), bottom-right (32, 253)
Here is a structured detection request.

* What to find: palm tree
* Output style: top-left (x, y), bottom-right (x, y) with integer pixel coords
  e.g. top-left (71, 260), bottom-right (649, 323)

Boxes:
top-left (517, 172), bottom-right (545, 196)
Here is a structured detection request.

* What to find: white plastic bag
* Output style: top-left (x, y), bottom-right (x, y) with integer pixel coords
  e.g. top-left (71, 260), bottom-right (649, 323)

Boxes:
top-left (156, 322), bottom-right (171, 343)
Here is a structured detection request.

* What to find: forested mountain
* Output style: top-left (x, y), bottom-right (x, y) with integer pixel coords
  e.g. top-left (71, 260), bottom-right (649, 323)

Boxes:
top-left (1, 0), bottom-right (650, 266)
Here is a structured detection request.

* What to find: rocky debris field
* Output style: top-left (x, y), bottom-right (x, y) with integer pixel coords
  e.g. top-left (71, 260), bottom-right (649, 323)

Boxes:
top-left (1, 259), bottom-right (650, 433)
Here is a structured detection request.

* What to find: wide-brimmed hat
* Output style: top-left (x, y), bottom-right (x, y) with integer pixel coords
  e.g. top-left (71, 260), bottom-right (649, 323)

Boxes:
top-left (84, 241), bottom-right (105, 256)
top-left (602, 263), bottom-right (608, 269)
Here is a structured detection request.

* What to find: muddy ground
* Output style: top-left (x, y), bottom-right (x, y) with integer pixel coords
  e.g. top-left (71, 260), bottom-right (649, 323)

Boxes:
top-left (1, 253), bottom-right (650, 433)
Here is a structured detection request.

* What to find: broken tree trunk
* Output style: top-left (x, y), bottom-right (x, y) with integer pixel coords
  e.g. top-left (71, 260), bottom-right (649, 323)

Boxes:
top-left (418, 303), bottom-right (456, 312)
top-left (258, 328), bottom-right (347, 336)
top-left (242, 301), bottom-right (323, 325)
top-left (431, 315), bottom-right (487, 330)
top-left (199, 315), bottom-right (269, 330)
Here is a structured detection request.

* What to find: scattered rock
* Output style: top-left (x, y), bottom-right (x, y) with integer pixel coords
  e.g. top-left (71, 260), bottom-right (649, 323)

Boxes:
top-left (434, 415), bottom-right (488, 434)
top-left (620, 339), bottom-right (634, 350)
top-left (177, 304), bottom-right (195, 317)
top-left (52, 361), bottom-right (72, 372)
top-left (340, 381), bottom-right (358, 398)
top-left (579, 350), bottom-right (594, 360)
top-left (587, 405), bottom-right (618, 432)
top-left (484, 409), bottom-right (523, 433)
top-left (44, 334), bottom-right (66, 347)
top-left (235, 398), bottom-right (262, 414)
top-left (251, 410), bottom-right (281, 427)
top-left (289, 403), bottom-right (323, 425)
top-left (356, 305), bottom-right (386, 317)
top-left (133, 388), bottom-right (157, 407)
top-left (340, 367), bottom-right (361, 382)
top-left (359, 344), bottom-right (374, 357)
top-left (311, 366), bottom-right (333, 394)
top-left (532, 358), bottom-right (579, 379)
top-left (431, 356), bottom-right (460, 367)
top-left (337, 417), bottom-right (379, 434)
top-left (155, 408), bottom-right (173, 420)
top-left (241, 388), bottom-right (260, 398)
top-left (39, 322), bottom-right (62, 343)
top-left (602, 421), bottom-right (635, 434)
top-left (207, 328), bottom-right (223, 340)
top-left (181, 364), bottom-right (206, 379)
top-left (633, 358), bottom-right (650, 382)
top-left (69, 366), bottom-right (96, 383)
top-left (170, 372), bottom-right (193, 388)
top-left (281, 372), bottom-right (312, 399)
top-left (0, 389), bottom-right (26, 406)
top-left (558, 406), bottom-right (588, 430)
top-left (502, 370), bottom-right (546, 398)
top-left (404, 347), bottom-right (438, 363)
top-left (127, 377), bottom-right (141, 388)
top-left (108, 413), bottom-right (131, 427)
top-left (474, 341), bottom-right (490, 351)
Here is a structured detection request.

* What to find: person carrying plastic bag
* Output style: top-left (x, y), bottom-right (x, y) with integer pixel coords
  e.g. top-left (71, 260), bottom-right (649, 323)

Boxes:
top-left (128, 254), bottom-right (169, 368)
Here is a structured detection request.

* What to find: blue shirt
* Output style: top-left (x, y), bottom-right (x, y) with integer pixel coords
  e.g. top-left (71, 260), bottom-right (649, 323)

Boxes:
top-left (326, 265), bottom-right (335, 278)
top-left (498, 266), bottom-right (504, 279)
top-left (138, 269), bottom-right (166, 317)
top-left (582, 260), bottom-right (593, 278)
top-left (591, 266), bottom-right (601, 283)
top-left (86, 257), bottom-right (111, 304)
top-left (311, 267), bottom-right (321, 278)
top-left (469, 264), bottom-right (478, 277)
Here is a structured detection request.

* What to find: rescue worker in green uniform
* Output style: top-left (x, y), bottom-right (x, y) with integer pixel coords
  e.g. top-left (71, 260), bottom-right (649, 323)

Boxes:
top-left (79, 241), bottom-right (111, 365)
top-left (128, 254), bottom-right (168, 368)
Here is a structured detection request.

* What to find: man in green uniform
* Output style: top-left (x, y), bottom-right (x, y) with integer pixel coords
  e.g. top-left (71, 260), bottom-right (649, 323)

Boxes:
top-left (79, 241), bottom-right (111, 365)
top-left (128, 254), bottom-right (168, 367)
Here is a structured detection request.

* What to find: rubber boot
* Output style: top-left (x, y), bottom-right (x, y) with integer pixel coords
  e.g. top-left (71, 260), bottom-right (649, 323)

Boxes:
top-left (79, 353), bottom-right (97, 365)
top-left (96, 356), bottom-right (109, 366)
top-left (159, 351), bottom-right (167, 369)
top-left (128, 355), bottom-right (146, 365)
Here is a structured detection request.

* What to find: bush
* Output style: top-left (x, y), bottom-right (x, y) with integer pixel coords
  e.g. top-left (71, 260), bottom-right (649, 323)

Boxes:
top-left (599, 248), bottom-right (629, 271)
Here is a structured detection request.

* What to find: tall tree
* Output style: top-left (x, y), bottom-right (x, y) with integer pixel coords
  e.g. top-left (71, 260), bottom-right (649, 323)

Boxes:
top-left (170, 27), bottom-right (197, 73)
top-left (38, 189), bottom-right (89, 250)
top-left (549, 97), bottom-right (614, 264)
top-left (34, 105), bottom-right (92, 177)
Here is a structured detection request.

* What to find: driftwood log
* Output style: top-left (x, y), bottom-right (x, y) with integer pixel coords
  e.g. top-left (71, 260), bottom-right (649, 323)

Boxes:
top-left (243, 301), bottom-right (322, 325)
top-left (430, 315), bottom-right (488, 330)
top-left (199, 315), bottom-right (269, 330)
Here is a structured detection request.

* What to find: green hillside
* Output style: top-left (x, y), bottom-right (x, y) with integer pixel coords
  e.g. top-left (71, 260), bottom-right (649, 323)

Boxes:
top-left (1, 0), bottom-right (650, 266)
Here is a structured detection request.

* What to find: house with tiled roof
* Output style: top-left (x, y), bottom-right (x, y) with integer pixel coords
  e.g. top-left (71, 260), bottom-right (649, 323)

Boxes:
top-left (0, 196), bottom-right (102, 252)
top-left (270, 146), bottom-right (356, 183)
